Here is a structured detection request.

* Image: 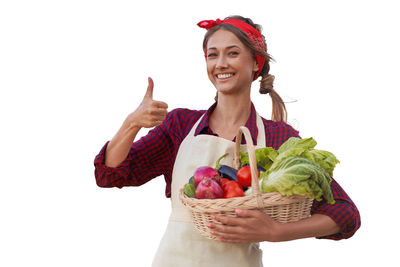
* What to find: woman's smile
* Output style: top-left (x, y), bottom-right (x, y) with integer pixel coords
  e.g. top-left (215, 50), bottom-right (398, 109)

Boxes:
top-left (206, 29), bottom-right (258, 95)
top-left (216, 72), bottom-right (235, 80)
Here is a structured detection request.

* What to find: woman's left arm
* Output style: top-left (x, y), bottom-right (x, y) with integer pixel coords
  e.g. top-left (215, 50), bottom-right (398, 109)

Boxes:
top-left (208, 178), bottom-right (361, 243)
top-left (208, 209), bottom-right (339, 243)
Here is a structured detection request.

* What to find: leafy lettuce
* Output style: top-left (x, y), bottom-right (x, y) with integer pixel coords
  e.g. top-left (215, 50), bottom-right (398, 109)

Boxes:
top-left (261, 156), bottom-right (335, 204)
top-left (240, 147), bottom-right (278, 171)
top-left (240, 136), bottom-right (339, 204)
top-left (276, 137), bottom-right (340, 177)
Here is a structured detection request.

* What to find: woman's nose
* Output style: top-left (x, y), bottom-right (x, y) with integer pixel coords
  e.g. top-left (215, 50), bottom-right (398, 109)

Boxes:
top-left (216, 55), bottom-right (228, 69)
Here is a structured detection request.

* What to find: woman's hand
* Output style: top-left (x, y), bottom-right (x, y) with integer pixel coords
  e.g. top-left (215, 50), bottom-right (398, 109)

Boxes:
top-left (208, 209), bottom-right (342, 243)
top-left (105, 77), bottom-right (168, 167)
top-left (207, 209), bottom-right (282, 243)
top-left (124, 77), bottom-right (169, 130)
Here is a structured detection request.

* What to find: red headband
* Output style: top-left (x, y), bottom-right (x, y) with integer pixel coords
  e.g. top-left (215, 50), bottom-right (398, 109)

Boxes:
top-left (197, 18), bottom-right (266, 79)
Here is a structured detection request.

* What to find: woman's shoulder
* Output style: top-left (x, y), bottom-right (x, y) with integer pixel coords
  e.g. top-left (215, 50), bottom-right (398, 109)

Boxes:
top-left (164, 107), bottom-right (206, 139)
top-left (260, 116), bottom-right (300, 148)
top-left (167, 107), bottom-right (205, 120)
top-left (166, 107), bottom-right (205, 126)
top-left (263, 118), bottom-right (299, 134)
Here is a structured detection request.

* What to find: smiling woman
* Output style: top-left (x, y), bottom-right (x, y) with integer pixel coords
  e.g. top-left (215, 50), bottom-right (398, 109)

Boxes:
top-left (201, 16), bottom-right (286, 123)
top-left (94, 15), bottom-right (360, 267)
top-left (206, 30), bottom-right (258, 99)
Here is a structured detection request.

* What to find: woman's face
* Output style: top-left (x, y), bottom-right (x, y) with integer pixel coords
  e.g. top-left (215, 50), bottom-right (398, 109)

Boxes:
top-left (206, 29), bottom-right (259, 96)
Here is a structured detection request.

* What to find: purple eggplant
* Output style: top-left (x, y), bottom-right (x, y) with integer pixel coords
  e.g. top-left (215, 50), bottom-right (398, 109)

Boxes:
top-left (217, 165), bottom-right (238, 182)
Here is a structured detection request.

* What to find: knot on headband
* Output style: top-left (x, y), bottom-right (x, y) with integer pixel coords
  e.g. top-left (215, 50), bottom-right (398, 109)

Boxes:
top-left (197, 18), bottom-right (266, 79)
top-left (197, 19), bottom-right (223, 30)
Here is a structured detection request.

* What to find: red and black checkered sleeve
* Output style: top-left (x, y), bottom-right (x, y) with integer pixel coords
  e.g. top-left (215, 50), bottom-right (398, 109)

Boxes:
top-left (311, 178), bottom-right (361, 240)
top-left (94, 114), bottom-right (175, 189)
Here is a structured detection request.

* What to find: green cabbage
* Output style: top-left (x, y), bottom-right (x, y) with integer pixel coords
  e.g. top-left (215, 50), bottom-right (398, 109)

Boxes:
top-left (275, 137), bottom-right (339, 178)
top-left (304, 150), bottom-right (340, 177)
top-left (238, 136), bottom-right (339, 204)
top-left (278, 136), bottom-right (317, 153)
top-left (275, 137), bottom-right (316, 162)
top-left (261, 156), bottom-right (335, 204)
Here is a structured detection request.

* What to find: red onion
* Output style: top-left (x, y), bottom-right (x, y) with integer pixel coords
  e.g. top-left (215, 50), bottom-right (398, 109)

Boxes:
top-left (193, 166), bottom-right (219, 187)
top-left (195, 177), bottom-right (224, 199)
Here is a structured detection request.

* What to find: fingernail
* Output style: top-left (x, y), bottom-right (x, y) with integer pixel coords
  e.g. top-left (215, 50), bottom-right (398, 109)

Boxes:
top-left (235, 209), bottom-right (242, 214)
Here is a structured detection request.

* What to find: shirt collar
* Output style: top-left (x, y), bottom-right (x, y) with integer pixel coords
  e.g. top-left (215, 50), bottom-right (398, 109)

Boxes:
top-left (195, 102), bottom-right (259, 145)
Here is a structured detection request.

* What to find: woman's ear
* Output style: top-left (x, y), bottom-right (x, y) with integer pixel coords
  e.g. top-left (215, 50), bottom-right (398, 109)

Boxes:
top-left (253, 60), bottom-right (259, 73)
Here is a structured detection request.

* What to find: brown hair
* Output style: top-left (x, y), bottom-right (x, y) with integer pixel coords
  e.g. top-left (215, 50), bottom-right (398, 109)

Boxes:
top-left (202, 15), bottom-right (287, 122)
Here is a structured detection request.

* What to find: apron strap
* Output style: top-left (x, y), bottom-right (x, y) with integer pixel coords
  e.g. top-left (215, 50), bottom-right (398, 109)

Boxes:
top-left (255, 112), bottom-right (266, 147)
top-left (186, 113), bottom-right (206, 138)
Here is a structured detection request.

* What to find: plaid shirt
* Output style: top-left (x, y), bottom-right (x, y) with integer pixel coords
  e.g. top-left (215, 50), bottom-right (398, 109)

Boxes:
top-left (94, 102), bottom-right (360, 240)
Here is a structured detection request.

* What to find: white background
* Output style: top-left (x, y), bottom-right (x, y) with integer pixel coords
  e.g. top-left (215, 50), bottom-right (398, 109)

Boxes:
top-left (1, 0), bottom-right (399, 266)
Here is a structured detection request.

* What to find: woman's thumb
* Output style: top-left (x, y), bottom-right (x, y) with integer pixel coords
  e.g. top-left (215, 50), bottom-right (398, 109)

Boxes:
top-left (144, 77), bottom-right (154, 99)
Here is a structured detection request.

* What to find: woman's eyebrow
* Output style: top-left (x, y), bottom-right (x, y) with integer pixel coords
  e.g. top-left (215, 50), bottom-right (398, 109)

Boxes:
top-left (207, 45), bottom-right (241, 51)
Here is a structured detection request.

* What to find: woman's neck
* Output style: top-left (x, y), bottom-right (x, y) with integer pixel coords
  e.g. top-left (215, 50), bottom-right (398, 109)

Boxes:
top-left (209, 93), bottom-right (252, 140)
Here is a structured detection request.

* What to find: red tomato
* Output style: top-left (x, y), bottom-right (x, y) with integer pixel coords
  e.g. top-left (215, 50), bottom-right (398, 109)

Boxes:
top-left (221, 180), bottom-right (238, 191)
top-left (219, 178), bottom-right (231, 190)
top-left (223, 180), bottom-right (245, 198)
top-left (237, 166), bottom-right (260, 188)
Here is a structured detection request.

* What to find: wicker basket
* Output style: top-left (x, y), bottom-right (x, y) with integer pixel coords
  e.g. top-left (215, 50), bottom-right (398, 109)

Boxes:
top-left (179, 126), bottom-right (314, 240)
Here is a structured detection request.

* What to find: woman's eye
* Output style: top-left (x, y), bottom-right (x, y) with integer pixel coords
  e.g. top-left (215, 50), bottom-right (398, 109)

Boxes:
top-left (207, 53), bottom-right (217, 58)
top-left (229, 51), bottom-right (239, 56)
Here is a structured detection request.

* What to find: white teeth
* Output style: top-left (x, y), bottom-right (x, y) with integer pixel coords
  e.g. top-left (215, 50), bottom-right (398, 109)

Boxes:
top-left (217, 73), bottom-right (233, 79)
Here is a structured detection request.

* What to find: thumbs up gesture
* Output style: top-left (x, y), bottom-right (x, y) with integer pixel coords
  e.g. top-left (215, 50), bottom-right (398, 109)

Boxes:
top-left (125, 77), bottom-right (169, 129)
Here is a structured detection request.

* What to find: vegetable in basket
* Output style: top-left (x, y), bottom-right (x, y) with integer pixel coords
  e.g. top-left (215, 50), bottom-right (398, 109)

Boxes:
top-left (195, 177), bottom-right (224, 199)
top-left (240, 146), bottom-right (277, 171)
top-left (184, 183), bottom-right (196, 198)
top-left (261, 156), bottom-right (335, 204)
top-left (274, 137), bottom-right (340, 177)
top-left (215, 152), bottom-right (262, 188)
top-left (193, 166), bottom-right (220, 187)
top-left (184, 166), bottom-right (224, 199)
top-left (183, 167), bottom-right (246, 199)
top-left (224, 181), bottom-right (245, 198)
top-left (217, 165), bottom-right (238, 182)
top-left (189, 176), bottom-right (195, 186)
top-left (238, 137), bottom-right (339, 204)
top-left (215, 153), bottom-right (239, 182)
top-left (237, 166), bottom-right (260, 188)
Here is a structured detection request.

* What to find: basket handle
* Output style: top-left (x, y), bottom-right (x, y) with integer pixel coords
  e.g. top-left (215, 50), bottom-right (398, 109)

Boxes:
top-left (234, 126), bottom-right (261, 196)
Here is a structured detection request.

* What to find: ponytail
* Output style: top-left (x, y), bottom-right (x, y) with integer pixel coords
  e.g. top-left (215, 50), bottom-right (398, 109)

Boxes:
top-left (259, 74), bottom-right (287, 122)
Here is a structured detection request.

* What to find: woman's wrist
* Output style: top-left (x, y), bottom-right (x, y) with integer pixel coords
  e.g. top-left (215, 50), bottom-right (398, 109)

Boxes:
top-left (270, 214), bottom-right (340, 242)
top-left (122, 120), bottom-right (141, 135)
top-left (122, 111), bottom-right (142, 132)
top-left (265, 221), bottom-right (284, 242)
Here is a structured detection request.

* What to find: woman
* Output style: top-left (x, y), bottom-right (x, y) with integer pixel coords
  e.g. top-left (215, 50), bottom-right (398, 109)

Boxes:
top-left (94, 16), bottom-right (360, 267)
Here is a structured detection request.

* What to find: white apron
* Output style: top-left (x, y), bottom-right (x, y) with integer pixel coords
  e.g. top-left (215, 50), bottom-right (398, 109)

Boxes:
top-left (151, 112), bottom-right (266, 267)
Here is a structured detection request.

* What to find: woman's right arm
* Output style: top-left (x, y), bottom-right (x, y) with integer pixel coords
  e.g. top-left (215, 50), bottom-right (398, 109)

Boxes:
top-left (105, 77), bottom-right (168, 167)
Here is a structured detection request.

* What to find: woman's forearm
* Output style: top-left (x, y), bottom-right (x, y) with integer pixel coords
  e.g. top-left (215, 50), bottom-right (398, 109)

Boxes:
top-left (276, 214), bottom-right (340, 242)
top-left (105, 121), bottom-right (141, 168)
